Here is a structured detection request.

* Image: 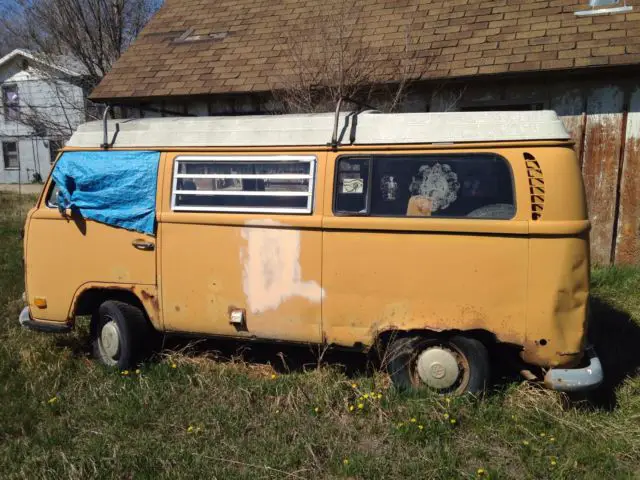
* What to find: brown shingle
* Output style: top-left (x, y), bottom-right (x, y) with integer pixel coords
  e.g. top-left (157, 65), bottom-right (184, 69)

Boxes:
top-left (90, 0), bottom-right (640, 101)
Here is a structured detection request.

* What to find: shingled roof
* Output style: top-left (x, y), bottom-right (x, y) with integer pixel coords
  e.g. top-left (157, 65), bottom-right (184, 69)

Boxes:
top-left (90, 0), bottom-right (640, 102)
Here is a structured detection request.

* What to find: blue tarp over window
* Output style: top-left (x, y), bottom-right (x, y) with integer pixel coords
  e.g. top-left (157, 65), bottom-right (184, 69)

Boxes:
top-left (52, 151), bottom-right (160, 235)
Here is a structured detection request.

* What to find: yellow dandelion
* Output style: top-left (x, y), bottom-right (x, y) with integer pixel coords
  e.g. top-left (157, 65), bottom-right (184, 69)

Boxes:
top-left (450, 418), bottom-right (457, 425)
top-left (445, 397), bottom-right (451, 404)
top-left (314, 407), bottom-right (320, 413)
top-left (418, 425), bottom-right (424, 430)
top-left (477, 468), bottom-right (486, 476)
top-left (351, 383), bottom-right (357, 389)
top-left (377, 393), bottom-right (383, 399)
top-left (410, 418), bottom-right (417, 423)
top-left (443, 413), bottom-right (450, 420)
top-left (187, 425), bottom-right (194, 433)
top-left (122, 370), bottom-right (129, 376)
top-left (550, 457), bottom-right (557, 466)
top-left (363, 394), bottom-right (369, 399)
top-left (540, 432), bottom-right (546, 437)
top-left (271, 373), bottom-right (277, 379)
top-left (549, 437), bottom-right (556, 442)
top-left (511, 415), bottom-right (517, 421)
top-left (171, 363), bottom-right (177, 369)
top-left (135, 369), bottom-right (141, 374)
top-left (48, 396), bottom-right (57, 404)
top-left (357, 403), bottom-right (364, 410)
top-left (523, 440), bottom-right (529, 446)
top-left (348, 405), bottom-right (354, 412)
top-left (343, 459), bottom-right (349, 465)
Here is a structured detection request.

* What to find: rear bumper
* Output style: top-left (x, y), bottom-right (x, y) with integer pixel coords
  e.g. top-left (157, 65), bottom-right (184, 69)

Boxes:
top-left (544, 345), bottom-right (603, 392)
top-left (18, 307), bottom-right (72, 333)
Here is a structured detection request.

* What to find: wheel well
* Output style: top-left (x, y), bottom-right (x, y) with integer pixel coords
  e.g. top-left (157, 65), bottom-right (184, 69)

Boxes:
top-left (73, 288), bottom-right (149, 320)
top-left (374, 328), bottom-right (499, 356)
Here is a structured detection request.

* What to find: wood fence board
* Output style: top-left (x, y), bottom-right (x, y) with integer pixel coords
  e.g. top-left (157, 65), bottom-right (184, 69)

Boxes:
top-left (615, 86), bottom-right (640, 265)
top-left (582, 86), bottom-right (624, 265)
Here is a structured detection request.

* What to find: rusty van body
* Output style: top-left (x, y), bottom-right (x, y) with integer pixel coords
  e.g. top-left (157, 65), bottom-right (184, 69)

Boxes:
top-left (19, 110), bottom-right (603, 394)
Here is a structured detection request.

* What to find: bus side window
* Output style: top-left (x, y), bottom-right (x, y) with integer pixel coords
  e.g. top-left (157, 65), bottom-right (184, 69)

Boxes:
top-left (334, 157), bottom-right (370, 215)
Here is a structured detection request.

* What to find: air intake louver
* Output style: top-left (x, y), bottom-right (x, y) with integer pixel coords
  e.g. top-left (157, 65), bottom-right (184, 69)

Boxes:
top-left (524, 152), bottom-right (544, 220)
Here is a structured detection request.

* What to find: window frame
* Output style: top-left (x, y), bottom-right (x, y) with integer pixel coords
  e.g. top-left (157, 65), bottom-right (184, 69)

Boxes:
top-left (2, 84), bottom-right (19, 121)
top-left (2, 141), bottom-right (19, 170)
top-left (333, 155), bottom-right (373, 216)
top-left (171, 155), bottom-right (317, 214)
top-left (332, 153), bottom-right (517, 220)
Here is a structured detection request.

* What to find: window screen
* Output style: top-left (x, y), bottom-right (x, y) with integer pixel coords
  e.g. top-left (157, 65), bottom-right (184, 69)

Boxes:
top-left (172, 155), bottom-right (316, 214)
top-left (335, 154), bottom-right (515, 219)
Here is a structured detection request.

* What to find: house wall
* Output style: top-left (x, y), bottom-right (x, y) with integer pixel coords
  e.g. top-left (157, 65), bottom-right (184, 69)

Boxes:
top-left (0, 138), bottom-right (52, 184)
top-left (0, 55), bottom-right (84, 184)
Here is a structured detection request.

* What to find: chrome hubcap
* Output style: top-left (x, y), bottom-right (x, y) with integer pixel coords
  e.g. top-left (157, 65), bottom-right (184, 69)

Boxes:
top-left (416, 347), bottom-right (460, 389)
top-left (100, 320), bottom-right (121, 359)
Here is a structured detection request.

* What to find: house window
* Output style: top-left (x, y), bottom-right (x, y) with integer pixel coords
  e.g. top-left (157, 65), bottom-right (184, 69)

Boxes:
top-left (2, 142), bottom-right (19, 170)
top-left (334, 154), bottom-right (515, 219)
top-left (2, 84), bottom-right (20, 121)
top-left (172, 155), bottom-right (316, 213)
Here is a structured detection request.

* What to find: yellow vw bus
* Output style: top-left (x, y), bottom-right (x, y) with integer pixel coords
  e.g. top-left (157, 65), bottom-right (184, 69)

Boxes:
top-left (19, 110), bottom-right (603, 394)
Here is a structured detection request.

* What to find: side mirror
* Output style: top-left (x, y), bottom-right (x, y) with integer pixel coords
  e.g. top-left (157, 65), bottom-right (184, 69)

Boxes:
top-left (56, 191), bottom-right (72, 218)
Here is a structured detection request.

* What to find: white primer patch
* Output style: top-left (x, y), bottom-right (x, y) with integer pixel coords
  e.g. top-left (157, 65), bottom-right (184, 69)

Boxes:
top-left (240, 219), bottom-right (324, 314)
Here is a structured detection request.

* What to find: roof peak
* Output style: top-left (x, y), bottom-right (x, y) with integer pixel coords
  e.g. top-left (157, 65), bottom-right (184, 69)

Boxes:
top-left (0, 48), bottom-right (84, 77)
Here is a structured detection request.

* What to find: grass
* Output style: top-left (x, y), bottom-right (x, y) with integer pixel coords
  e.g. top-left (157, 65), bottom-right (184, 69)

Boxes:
top-left (1, 191), bottom-right (639, 479)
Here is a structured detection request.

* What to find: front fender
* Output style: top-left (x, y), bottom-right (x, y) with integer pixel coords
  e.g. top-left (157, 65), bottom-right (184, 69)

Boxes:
top-left (68, 282), bottom-right (162, 330)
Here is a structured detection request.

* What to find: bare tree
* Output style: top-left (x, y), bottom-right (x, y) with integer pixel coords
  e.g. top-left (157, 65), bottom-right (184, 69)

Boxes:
top-left (273, 0), bottom-right (433, 114)
top-left (0, 27), bottom-right (24, 57)
top-left (0, 0), bottom-right (161, 138)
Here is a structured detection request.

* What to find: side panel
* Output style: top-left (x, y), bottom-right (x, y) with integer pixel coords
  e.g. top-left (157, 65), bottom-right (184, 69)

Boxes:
top-left (26, 207), bottom-right (157, 322)
top-left (321, 148), bottom-right (531, 349)
top-left (158, 152), bottom-right (326, 343)
top-left (525, 146), bottom-right (590, 368)
top-left (322, 227), bottom-right (529, 347)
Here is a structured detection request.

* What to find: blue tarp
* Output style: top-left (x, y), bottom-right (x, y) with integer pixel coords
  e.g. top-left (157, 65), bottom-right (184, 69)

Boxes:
top-left (52, 151), bottom-right (160, 235)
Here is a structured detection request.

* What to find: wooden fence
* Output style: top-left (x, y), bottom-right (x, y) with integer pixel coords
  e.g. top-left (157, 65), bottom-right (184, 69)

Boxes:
top-left (560, 87), bottom-right (640, 266)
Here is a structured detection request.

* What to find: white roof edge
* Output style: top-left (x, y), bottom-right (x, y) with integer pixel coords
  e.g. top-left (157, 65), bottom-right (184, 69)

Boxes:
top-left (66, 110), bottom-right (570, 148)
top-left (0, 48), bottom-right (82, 77)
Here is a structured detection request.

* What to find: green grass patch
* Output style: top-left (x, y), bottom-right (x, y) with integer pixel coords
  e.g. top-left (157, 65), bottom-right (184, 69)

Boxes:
top-left (1, 192), bottom-right (639, 479)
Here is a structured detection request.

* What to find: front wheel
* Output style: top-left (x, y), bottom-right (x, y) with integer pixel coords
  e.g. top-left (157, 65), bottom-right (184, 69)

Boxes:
top-left (386, 335), bottom-right (490, 395)
top-left (90, 300), bottom-right (151, 369)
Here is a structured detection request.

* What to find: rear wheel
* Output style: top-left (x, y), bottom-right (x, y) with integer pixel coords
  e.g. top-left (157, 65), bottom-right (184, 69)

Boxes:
top-left (386, 334), bottom-right (490, 395)
top-left (91, 300), bottom-right (152, 369)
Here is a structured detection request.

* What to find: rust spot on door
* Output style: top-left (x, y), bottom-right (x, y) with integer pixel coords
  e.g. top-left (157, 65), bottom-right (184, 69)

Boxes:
top-left (138, 288), bottom-right (160, 324)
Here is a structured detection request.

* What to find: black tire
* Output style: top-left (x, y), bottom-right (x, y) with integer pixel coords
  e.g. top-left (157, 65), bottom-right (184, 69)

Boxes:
top-left (386, 334), bottom-right (490, 395)
top-left (90, 300), bottom-right (151, 369)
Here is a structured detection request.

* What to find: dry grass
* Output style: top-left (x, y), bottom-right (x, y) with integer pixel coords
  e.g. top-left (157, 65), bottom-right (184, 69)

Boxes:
top-left (1, 191), bottom-right (639, 479)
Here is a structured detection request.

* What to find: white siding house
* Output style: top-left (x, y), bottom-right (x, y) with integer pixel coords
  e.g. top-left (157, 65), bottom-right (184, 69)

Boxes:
top-left (0, 49), bottom-right (85, 184)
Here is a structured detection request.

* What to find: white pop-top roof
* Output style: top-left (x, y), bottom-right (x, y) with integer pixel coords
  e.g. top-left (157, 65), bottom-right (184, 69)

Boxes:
top-left (67, 110), bottom-right (570, 148)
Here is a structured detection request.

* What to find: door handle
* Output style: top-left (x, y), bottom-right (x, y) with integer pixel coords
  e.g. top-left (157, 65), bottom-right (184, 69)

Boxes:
top-left (132, 239), bottom-right (155, 251)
